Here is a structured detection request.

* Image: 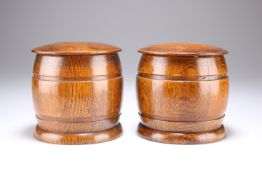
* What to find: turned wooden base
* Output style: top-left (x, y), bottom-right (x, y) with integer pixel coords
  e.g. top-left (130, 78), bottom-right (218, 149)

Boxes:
top-left (137, 123), bottom-right (225, 144)
top-left (34, 123), bottom-right (122, 144)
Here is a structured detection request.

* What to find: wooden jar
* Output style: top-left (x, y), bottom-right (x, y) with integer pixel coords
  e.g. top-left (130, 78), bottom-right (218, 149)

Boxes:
top-left (32, 42), bottom-right (123, 144)
top-left (137, 43), bottom-right (229, 144)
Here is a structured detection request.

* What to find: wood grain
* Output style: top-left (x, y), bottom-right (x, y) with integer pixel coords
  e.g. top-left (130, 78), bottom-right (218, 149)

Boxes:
top-left (138, 123), bottom-right (225, 144)
top-left (32, 42), bottom-right (123, 144)
top-left (140, 114), bottom-right (224, 132)
top-left (35, 123), bottom-right (122, 145)
top-left (32, 42), bottom-right (121, 55)
top-left (138, 43), bottom-right (228, 56)
top-left (137, 43), bottom-right (229, 144)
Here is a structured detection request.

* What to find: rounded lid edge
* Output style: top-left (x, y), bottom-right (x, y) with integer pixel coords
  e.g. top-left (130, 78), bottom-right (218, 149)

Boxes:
top-left (32, 42), bottom-right (121, 55)
top-left (138, 43), bottom-right (228, 56)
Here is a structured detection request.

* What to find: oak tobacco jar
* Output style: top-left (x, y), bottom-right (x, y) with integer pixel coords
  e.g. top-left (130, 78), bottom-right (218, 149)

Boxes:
top-left (137, 43), bottom-right (229, 144)
top-left (32, 42), bottom-right (123, 144)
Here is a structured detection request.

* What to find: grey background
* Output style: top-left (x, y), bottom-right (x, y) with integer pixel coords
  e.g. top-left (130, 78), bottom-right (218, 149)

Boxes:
top-left (0, 0), bottom-right (262, 86)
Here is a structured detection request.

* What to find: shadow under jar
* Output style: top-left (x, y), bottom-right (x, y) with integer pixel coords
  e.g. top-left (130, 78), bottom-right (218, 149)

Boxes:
top-left (32, 42), bottom-right (123, 144)
top-left (137, 43), bottom-right (229, 144)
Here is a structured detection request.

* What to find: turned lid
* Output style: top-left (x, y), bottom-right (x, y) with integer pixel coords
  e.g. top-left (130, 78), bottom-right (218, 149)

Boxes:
top-left (138, 43), bottom-right (228, 56)
top-left (32, 42), bottom-right (121, 55)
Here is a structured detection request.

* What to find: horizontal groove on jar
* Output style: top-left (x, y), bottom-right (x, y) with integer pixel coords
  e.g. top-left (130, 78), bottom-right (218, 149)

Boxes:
top-left (36, 114), bottom-right (121, 123)
top-left (140, 116), bottom-right (223, 133)
top-left (37, 118), bottom-right (119, 133)
top-left (139, 113), bottom-right (224, 122)
top-left (32, 74), bottom-right (122, 82)
top-left (137, 73), bottom-right (227, 81)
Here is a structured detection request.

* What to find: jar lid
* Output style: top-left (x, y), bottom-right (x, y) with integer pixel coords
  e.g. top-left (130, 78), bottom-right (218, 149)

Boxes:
top-left (138, 43), bottom-right (228, 56)
top-left (32, 42), bottom-right (121, 55)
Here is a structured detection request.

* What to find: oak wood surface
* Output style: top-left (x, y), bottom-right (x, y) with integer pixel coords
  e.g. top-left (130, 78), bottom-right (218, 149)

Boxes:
top-left (138, 43), bottom-right (228, 56)
top-left (35, 123), bottom-right (122, 145)
top-left (32, 42), bottom-right (121, 55)
top-left (138, 123), bottom-right (225, 144)
top-left (137, 43), bottom-right (229, 144)
top-left (32, 42), bottom-right (123, 144)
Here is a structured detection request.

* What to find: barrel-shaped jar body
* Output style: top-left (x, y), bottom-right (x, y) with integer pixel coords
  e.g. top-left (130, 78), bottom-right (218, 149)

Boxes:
top-left (137, 54), bottom-right (229, 133)
top-left (32, 53), bottom-right (122, 135)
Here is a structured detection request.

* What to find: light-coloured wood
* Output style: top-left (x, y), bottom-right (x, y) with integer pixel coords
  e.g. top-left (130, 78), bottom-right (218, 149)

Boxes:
top-left (140, 114), bottom-right (224, 132)
top-left (32, 42), bottom-right (121, 55)
top-left (137, 43), bottom-right (229, 144)
top-left (138, 43), bottom-right (228, 56)
top-left (32, 42), bottom-right (123, 144)
top-left (35, 123), bottom-right (122, 145)
top-left (138, 123), bottom-right (225, 144)
top-left (137, 76), bottom-right (228, 122)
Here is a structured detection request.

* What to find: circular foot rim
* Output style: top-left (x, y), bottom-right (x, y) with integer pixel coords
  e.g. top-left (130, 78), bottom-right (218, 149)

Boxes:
top-left (137, 123), bottom-right (225, 144)
top-left (34, 123), bottom-right (122, 145)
